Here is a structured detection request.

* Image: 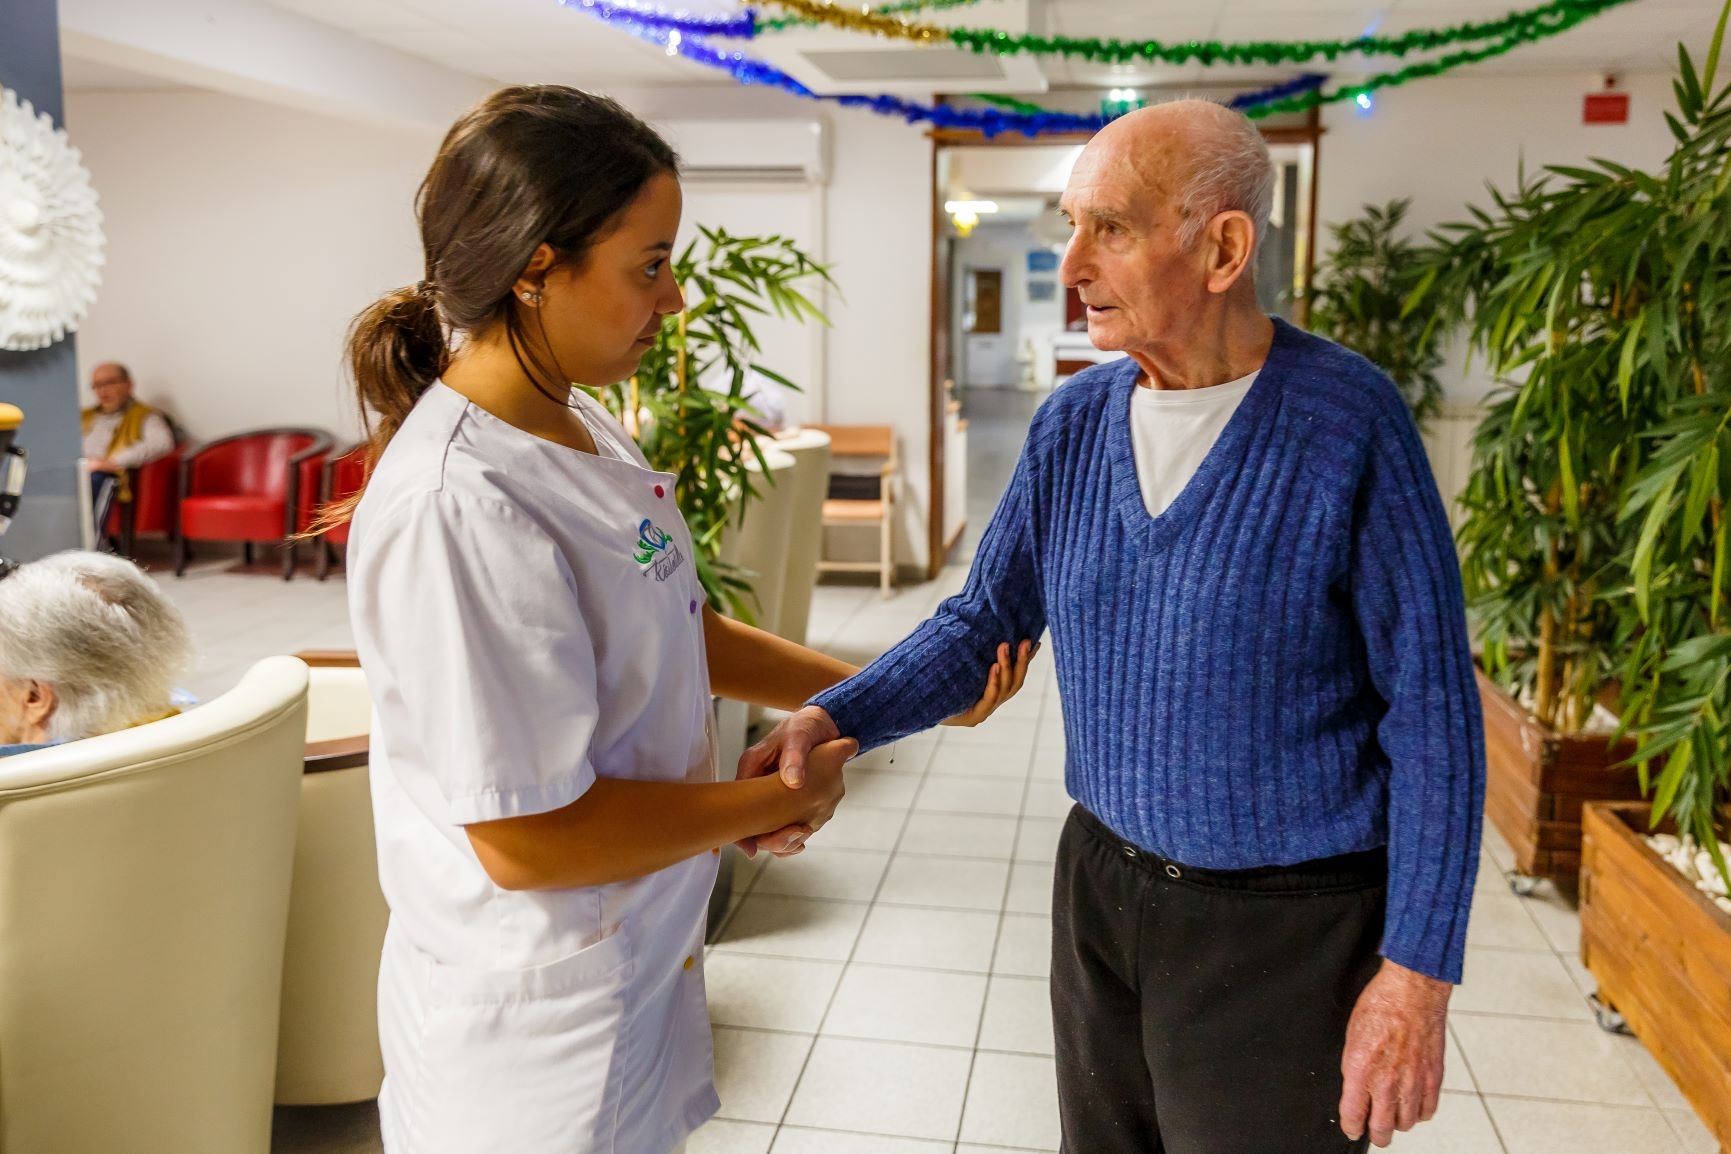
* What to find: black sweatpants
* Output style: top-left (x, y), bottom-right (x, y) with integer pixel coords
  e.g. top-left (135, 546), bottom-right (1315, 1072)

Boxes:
top-left (1052, 805), bottom-right (1387, 1154)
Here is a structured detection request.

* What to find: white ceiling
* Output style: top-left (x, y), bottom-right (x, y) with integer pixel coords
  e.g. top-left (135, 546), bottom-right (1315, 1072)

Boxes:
top-left (64, 0), bottom-right (1724, 94)
top-left (60, 54), bottom-right (197, 91)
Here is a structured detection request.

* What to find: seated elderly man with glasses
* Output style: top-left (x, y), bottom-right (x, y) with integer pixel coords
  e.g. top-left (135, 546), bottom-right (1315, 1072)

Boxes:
top-left (0, 552), bottom-right (192, 757)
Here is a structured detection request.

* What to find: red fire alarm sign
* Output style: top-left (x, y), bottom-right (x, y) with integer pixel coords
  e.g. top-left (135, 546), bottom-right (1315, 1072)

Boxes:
top-left (1585, 77), bottom-right (1629, 124)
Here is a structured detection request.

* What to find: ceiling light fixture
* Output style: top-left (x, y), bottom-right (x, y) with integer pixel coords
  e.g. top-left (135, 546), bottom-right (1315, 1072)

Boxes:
top-left (944, 199), bottom-right (997, 238)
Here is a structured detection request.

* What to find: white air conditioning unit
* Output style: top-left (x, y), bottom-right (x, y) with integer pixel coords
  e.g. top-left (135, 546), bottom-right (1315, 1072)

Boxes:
top-left (656, 119), bottom-right (829, 185)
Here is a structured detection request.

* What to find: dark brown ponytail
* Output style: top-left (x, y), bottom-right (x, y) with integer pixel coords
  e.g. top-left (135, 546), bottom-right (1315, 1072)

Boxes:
top-left (349, 283), bottom-right (447, 447)
top-left (319, 85), bottom-right (678, 529)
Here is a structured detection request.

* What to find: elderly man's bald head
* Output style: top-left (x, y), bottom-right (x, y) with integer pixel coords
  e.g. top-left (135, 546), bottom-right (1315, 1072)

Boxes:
top-left (1057, 99), bottom-right (1277, 376)
top-left (1085, 99), bottom-right (1275, 256)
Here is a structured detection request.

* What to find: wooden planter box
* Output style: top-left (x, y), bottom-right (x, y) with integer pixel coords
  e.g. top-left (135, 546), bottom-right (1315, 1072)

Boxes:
top-left (1581, 803), bottom-right (1731, 1149)
top-left (1478, 669), bottom-right (1643, 887)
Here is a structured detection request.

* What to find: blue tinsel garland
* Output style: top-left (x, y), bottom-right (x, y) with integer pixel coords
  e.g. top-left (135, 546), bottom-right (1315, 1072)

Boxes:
top-left (567, 1), bottom-right (1327, 137)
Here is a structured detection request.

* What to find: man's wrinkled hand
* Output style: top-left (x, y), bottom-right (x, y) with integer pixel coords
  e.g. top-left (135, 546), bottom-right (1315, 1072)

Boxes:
top-left (942, 640), bottom-right (1039, 727)
top-left (1338, 960), bottom-right (1451, 1148)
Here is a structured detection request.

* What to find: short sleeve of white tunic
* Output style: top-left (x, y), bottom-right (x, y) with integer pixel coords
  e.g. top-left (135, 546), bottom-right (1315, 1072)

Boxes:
top-left (361, 488), bottom-right (599, 824)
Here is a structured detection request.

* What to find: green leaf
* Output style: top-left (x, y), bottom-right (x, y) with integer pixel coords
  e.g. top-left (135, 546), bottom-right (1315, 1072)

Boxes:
top-left (1617, 322), bottom-right (1641, 414)
top-left (1559, 433), bottom-right (1580, 527)
top-left (1632, 473), bottom-right (1680, 621)
top-left (1682, 445), bottom-right (1719, 547)
top-left (1679, 43), bottom-right (1705, 120)
top-left (1661, 633), bottom-right (1731, 669)
top-left (1649, 735), bottom-right (1690, 819)
top-left (1715, 521), bottom-right (1728, 628)
top-left (1704, 0), bottom-right (1731, 94)
top-left (1400, 264), bottom-right (1439, 319)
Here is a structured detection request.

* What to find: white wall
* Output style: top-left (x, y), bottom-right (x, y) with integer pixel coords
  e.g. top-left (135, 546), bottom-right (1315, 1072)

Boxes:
top-left (503, 84), bottom-right (937, 571)
top-left (677, 181), bottom-right (826, 430)
top-left (953, 222), bottom-right (1064, 389)
top-left (1317, 70), bottom-right (1679, 403)
top-left (68, 90), bottom-right (434, 442)
top-left (69, 82), bottom-right (936, 570)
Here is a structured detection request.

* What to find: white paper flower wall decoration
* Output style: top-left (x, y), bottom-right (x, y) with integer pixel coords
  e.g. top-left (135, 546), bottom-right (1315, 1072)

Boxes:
top-left (0, 86), bottom-right (105, 351)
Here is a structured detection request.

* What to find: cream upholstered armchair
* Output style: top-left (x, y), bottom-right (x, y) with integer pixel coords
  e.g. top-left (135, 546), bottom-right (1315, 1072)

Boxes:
top-left (0, 657), bottom-right (308, 1154)
top-left (276, 652), bottom-right (389, 1106)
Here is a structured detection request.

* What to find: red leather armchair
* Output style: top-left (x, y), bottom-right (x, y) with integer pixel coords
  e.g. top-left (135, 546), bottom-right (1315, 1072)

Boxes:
top-left (105, 442), bottom-right (187, 558)
top-left (316, 444), bottom-right (369, 581)
top-left (176, 429), bottom-right (333, 580)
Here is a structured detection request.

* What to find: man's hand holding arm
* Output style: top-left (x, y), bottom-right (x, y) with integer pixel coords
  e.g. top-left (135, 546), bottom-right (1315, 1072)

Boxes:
top-left (738, 443), bottom-right (1050, 856)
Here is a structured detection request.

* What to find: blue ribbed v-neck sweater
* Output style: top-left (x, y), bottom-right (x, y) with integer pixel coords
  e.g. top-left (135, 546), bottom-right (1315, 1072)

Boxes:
top-left (814, 318), bottom-right (1485, 982)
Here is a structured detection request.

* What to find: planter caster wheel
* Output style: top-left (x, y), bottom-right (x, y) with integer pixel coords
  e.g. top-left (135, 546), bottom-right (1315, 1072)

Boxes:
top-left (1588, 993), bottom-right (1631, 1035)
top-left (1508, 872), bottom-right (1543, 897)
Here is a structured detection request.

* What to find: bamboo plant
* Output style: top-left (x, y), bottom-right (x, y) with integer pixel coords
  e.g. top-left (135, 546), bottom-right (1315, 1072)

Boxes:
top-left (1413, 172), bottom-right (1655, 736)
top-left (1308, 199), bottom-right (1447, 430)
top-left (597, 225), bottom-right (832, 621)
top-left (1612, 9), bottom-right (1731, 877)
top-left (1412, 2), bottom-right (1731, 874)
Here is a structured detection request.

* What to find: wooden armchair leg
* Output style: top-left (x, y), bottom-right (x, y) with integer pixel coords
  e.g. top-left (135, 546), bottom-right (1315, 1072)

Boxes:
top-left (880, 512), bottom-right (893, 599)
top-left (175, 536), bottom-right (192, 578)
top-left (281, 538), bottom-right (297, 581)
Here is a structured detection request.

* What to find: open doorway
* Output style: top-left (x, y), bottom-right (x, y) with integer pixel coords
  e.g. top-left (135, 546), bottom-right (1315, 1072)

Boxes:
top-left (931, 129), bottom-right (1319, 565)
top-left (936, 142), bottom-right (1082, 562)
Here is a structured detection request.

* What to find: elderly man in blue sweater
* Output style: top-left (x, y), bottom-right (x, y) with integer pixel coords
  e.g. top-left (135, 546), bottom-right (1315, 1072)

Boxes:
top-left (743, 98), bottom-right (1484, 1153)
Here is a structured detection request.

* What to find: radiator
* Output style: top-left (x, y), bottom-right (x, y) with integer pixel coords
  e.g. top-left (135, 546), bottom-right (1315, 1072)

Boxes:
top-left (1420, 403), bottom-right (1483, 534)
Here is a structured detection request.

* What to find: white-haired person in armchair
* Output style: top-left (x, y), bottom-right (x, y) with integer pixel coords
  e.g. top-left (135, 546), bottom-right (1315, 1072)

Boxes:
top-left (0, 552), bottom-right (193, 757)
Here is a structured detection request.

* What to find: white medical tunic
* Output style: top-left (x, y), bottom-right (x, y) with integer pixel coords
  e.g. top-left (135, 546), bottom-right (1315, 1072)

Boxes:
top-left (348, 383), bottom-right (720, 1154)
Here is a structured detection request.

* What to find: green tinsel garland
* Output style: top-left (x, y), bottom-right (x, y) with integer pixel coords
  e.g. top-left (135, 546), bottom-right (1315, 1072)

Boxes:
top-left (968, 0), bottom-right (1625, 123)
top-left (764, 0), bottom-right (1633, 68)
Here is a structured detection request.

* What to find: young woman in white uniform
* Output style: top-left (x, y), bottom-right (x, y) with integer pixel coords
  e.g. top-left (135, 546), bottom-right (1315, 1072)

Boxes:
top-left (337, 88), bottom-right (1034, 1154)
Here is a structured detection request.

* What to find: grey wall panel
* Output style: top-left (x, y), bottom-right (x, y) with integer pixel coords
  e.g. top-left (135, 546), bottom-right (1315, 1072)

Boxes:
top-left (0, 0), bottom-right (89, 562)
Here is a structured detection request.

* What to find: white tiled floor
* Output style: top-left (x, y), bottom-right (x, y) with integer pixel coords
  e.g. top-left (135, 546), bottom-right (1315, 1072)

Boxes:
top-left (160, 559), bottom-right (1724, 1154)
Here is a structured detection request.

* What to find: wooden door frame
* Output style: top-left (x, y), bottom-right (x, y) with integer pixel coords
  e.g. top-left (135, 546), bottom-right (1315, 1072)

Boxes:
top-left (923, 107), bottom-right (1324, 579)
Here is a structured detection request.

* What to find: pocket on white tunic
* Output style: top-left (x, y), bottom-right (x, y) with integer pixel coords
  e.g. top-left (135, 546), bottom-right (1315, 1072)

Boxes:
top-left (412, 931), bottom-right (635, 1154)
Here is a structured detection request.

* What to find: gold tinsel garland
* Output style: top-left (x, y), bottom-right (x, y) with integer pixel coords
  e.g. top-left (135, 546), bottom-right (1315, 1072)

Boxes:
top-left (758, 0), bottom-right (947, 43)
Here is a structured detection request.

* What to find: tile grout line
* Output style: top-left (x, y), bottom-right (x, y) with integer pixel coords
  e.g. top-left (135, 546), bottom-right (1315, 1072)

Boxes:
top-left (765, 715), bottom-right (940, 1148)
top-left (706, 944), bottom-right (1045, 980)
top-left (708, 1021), bottom-right (1053, 1060)
top-left (1462, 864), bottom-right (1707, 1147)
top-left (774, 1120), bottom-right (1054, 1153)
top-left (949, 723), bottom-right (1043, 1152)
top-left (710, 607), bottom-right (1059, 1150)
top-left (1444, 1016), bottom-right (1511, 1154)
top-left (1506, 880), bottom-right (1689, 1123)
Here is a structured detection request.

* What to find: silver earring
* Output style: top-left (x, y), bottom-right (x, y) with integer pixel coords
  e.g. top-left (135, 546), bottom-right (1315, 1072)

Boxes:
top-left (522, 291), bottom-right (539, 304)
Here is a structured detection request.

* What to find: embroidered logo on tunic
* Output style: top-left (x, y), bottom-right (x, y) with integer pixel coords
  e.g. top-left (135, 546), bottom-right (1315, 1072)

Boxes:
top-left (633, 518), bottom-right (686, 582)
